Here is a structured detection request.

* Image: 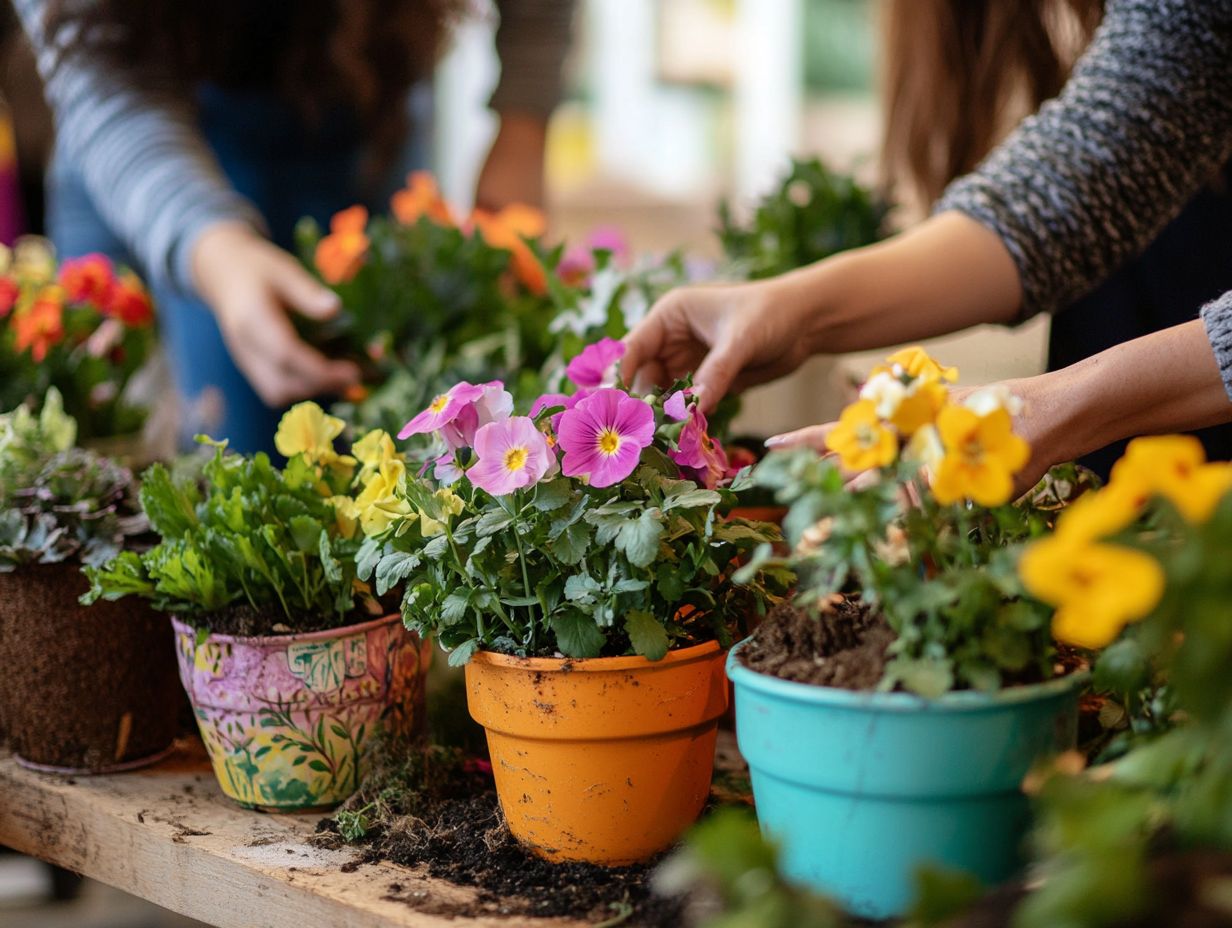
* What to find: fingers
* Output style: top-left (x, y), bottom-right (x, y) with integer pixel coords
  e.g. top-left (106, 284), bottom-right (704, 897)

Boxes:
top-left (764, 422), bottom-right (837, 453)
top-left (223, 293), bottom-right (359, 408)
top-left (692, 339), bottom-right (748, 413)
top-left (267, 249), bottom-right (342, 321)
top-left (621, 302), bottom-right (667, 389)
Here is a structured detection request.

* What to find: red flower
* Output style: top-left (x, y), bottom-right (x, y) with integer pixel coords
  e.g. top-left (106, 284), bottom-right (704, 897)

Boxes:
top-left (103, 271), bottom-right (155, 327)
top-left (59, 253), bottom-right (116, 306)
top-left (0, 276), bottom-right (19, 318)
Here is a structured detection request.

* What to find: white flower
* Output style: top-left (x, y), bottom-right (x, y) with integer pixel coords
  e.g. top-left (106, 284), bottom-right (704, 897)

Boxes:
top-left (904, 423), bottom-right (945, 470)
top-left (963, 384), bottom-right (1024, 417)
top-left (859, 371), bottom-right (908, 419)
top-left (549, 266), bottom-right (622, 335)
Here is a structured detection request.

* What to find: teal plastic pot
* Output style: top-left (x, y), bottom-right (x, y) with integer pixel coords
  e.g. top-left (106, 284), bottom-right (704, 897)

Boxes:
top-left (728, 641), bottom-right (1084, 919)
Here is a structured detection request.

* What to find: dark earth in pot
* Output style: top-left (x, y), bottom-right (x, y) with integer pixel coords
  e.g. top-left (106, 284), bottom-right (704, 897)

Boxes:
top-left (0, 562), bottom-right (182, 771)
top-left (738, 599), bottom-right (892, 688)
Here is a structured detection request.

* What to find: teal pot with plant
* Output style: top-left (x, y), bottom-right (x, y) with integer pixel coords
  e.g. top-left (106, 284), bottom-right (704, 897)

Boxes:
top-left (729, 642), bottom-right (1083, 918)
top-left (732, 348), bottom-right (1108, 918)
top-left (0, 392), bottom-right (180, 772)
top-left (84, 402), bottom-right (433, 810)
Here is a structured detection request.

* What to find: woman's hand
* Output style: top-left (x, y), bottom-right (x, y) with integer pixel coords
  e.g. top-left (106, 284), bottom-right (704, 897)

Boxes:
top-left (621, 278), bottom-right (820, 412)
top-left (190, 221), bottom-right (361, 408)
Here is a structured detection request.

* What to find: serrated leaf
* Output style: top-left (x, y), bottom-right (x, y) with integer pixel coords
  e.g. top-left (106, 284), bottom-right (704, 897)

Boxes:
top-left (663, 488), bottom-right (721, 511)
top-left (564, 573), bottom-right (601, 603)
top-left (375, 551), bottom-right (421, 596)
top-left (446, 638), bottom-right (482, 667)
top-left (532, 479), bottom-right (573, 512)
top-left (617, 510), bottom-right (664, 568)
top-left (550, 521), bottom-right (591, 565)
top-left (476, 508), bottom-right (515, 537)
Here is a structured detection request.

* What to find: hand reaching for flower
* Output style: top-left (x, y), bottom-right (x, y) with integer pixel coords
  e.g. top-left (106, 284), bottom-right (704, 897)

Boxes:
top-left (191, 220), bottom-right (361, 408)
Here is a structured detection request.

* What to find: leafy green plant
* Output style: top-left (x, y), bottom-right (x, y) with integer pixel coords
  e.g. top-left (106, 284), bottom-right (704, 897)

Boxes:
top-left (0, 390), bottom-right (147, 570)
top-left (738, 349), bottom-right (1074, 697)
top-left (82, 403), bottom-right (378, 630)
top-left (718, 157), bottom-right (887, 280)
top-left (655, 808), bottom-right (847, 928)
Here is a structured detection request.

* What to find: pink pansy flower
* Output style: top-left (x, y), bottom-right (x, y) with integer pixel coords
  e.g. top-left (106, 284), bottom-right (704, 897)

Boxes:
top-left (557, 388), bottom-right (655, 488)
top-left (566, 337), bottom-right (626, 389)
top-left (467, 416), bottom-right (554, 496)
top-left (664, 388), bottom-right (696, 422)
top-left (530, 389), bottom-right (592, 432)
top-left (398, 381), bottom-right (486, 440)
top-left (670, 405), bottom-right (730, 489)
top-left (587, 225), bottom-right (631, 265)
top-left (432, 452), bottom-right (463, 485)
top-left (442, 380), bottom-right (513, 449)
top-left (556, 246), bottom-right (595, 287)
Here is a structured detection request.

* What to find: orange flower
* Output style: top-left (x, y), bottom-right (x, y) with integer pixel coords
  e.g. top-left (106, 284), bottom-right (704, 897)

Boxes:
top-left (0, 275), bottom-right (18, 318)
top-left (103, 270), bottom-right (155, 327)
top-left (58, 253), bottom-right (115, 306)
top-left (391, 172), bottom-right (454, 227)
top-left (472, 203), bottom-right (548, 295)
top-left (314, 205), bottom-right (370, 285)
top-left (13, 287), bottom-right (65, 362)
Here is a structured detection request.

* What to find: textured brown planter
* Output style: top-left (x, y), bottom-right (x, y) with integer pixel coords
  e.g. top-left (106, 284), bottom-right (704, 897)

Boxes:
top-left (0, 562), bottom-right (181, 772)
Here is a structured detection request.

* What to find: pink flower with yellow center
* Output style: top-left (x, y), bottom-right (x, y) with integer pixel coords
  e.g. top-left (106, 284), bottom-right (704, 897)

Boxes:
top-left (441, 380), bottom-right (513, 449)
top-left (566, 337), bottom-right (626, 389)
top-left (467, 416), bottom-right (553, 496)
top-left (557, 388), bottom-right (655, 488)
top-left (530, 389), bottom-right (592, 432)
top-left (398, 382), bottom-right (486, 440)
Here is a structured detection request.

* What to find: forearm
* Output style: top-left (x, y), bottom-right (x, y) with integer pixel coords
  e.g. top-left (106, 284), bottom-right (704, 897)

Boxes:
top-left (1019, 320), bottom-right (1232, 469)
top-left (766, 211), bottom-right (1023, 356)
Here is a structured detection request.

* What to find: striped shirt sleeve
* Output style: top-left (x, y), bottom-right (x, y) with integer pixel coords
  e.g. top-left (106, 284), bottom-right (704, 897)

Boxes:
top-left (15, 0), bottom-right (264, 293)
top-left (490, 0), bottom-right (577, 116)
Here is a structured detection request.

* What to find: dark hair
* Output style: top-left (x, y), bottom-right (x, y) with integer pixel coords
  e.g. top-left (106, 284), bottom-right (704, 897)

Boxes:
top-left (43, 0), bottom-right (462, 164)
top-left (880, 0), bottom-right (1105, 211)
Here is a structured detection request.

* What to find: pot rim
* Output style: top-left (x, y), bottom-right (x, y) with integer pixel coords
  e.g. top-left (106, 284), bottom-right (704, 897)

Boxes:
top-left (469, 638), bottom-right (721, 673)
top-left (169, 612), bottom-right (402, 645)
top-left (727, 638), bottom-right (1088, 712)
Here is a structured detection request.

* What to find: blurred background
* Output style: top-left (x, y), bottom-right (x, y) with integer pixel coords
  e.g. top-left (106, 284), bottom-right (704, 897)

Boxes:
top-left (0, 0), bottom-right (1044, 924)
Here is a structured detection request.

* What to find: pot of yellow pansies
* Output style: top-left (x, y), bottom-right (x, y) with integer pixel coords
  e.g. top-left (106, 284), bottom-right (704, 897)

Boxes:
top-left (83, 403), bottom-right (429, 811)
top-left (727, 348), bottom-right (1090, 919)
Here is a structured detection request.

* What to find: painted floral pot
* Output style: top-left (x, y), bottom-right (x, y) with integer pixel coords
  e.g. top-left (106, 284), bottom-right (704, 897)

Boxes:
top-left (728, 640), bottom-right (1085, 919)
top-left (0, 563), bottom-right (181, 773)
top-left (466, 640), bottom-right (728, 865)
top-left (172, 614), bottom-right (428, 812)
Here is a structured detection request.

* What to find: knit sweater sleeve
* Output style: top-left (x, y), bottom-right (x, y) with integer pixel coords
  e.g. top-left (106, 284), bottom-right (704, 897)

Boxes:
top-left (936, 0), bottom-right (1232, 318)
top-left (490, 0), bottom-right (577, 116)
top-left (1201, 295), bottom-right (1232, 400)
top-left (15, 0), bottom-right (264, 292)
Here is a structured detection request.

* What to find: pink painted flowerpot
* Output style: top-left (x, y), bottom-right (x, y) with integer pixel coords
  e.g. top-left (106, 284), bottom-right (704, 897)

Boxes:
top-left (171, 614), bottom-right (429, 811)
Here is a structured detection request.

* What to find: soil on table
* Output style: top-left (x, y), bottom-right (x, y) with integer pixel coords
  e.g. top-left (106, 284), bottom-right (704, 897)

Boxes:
top-left (0, 561), bottom-right (182, 770)
top-left (316, 741), bottom-right (686, 926)
top-left (738, 598), bottom-right (893, 689)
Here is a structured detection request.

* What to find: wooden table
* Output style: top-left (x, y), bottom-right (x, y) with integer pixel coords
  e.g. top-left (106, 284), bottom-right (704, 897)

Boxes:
top-left (0, 739), bottom-right (585, 928)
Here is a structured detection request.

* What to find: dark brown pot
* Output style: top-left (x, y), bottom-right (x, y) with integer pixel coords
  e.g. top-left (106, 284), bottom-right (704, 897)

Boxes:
top-left (0, 562), bottom-right (181, 773)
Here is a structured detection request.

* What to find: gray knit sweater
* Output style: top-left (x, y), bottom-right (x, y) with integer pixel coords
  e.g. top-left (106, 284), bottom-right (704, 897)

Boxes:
top-left (15, 0), bottom-right (575, 292)
top-left (937, 0), bottom-right (1232, 399)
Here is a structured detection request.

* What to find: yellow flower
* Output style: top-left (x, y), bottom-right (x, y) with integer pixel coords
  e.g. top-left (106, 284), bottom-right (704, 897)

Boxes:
top-left (419, 488), bottom-right (465, 538)
top-left (1020, 536), bottom-right (1165, 650)
top-left (931, 406), bottom-right (1029, 506)
top-left (352, 429), bottom-right (398, 482)
top-left (1110, 435), bottom-right (1232, 523)
top-left (825, 399), bottom-right (898, 472)
top-left (904, 422), bottom-right (945, 470)
top-left (13, 236), bottom-right (55, 283)
top-left (872, 346), bottom-right (958, 384)
top-left (275, 402), bottom-right (349, 465)
top-left (1055, 481), bottom-right (1146, 543)
top-left (328, 495), bottom-right (360, 539)
top-left (890, 380), bottom-right (948, 436)
top-left (355, 458), bottom-right (412, 537)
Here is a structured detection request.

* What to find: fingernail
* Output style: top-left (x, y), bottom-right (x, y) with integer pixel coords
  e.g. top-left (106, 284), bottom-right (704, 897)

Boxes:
top-left (764, 435), bottom-right (787, 448)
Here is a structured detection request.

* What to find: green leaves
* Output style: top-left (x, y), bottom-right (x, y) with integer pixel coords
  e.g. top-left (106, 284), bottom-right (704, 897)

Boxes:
top-left (550, 611), bottom-right (606, 658)
top-left (615, 509), bottom-right (665, 568)
top-left (625, 610), bottom-right (668, 661)
top-left (138, 463), bottom-right (199, 539)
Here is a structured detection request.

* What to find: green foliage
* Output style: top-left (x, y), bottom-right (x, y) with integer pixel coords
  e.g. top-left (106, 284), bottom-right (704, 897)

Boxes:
top-left (655, 808), bottom-right (847, 928)
top-left (297, 213), bottom-right (688, 440)
top-left (0, 390), bottom-right (145, 571)
top-left (718, 157), bottom-right (887, 280)
top-left (366, 460), bottom-right (787, 664)
top-left (741, 449), bottom-right (1069, 696)
top-left (1020, 491), bottom-right (1232, 927)
top-left (82, 441), bottom-right (371, 629)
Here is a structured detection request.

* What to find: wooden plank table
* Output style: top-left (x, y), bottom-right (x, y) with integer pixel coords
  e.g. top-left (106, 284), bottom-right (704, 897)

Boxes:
top-left (0, 738), bottom-right (586, 928)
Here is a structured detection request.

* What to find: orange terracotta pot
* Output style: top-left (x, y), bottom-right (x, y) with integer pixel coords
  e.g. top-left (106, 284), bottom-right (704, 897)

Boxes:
top-left (465, 640), bottom-right (728, 865)
top-left (725, 505), bottom-right (788, 525)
